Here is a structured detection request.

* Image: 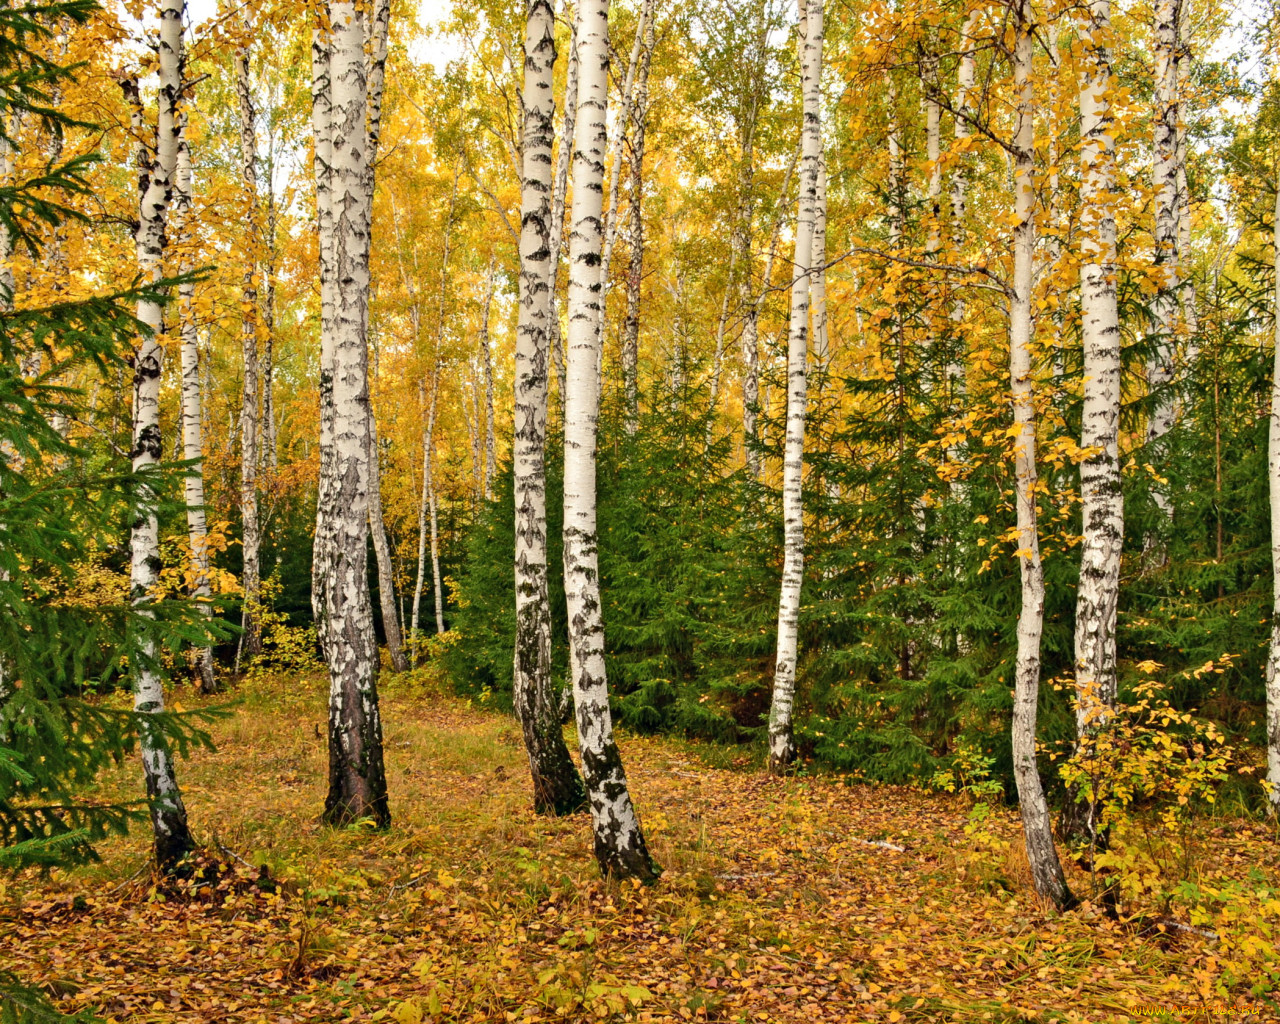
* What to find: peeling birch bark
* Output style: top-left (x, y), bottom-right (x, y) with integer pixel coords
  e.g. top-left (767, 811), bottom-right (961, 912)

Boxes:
top-left (562, 0), bottom-right (657, 881)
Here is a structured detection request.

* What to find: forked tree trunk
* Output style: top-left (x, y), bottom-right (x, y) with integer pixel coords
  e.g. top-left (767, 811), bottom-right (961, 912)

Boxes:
top-left (125, 0), bottom-right (195, 870)
top-left (766, 0), bottom-right (822, 774)
top-left (1266, 180), bottom-right (1280, 814)
top-left (562, 0), bottom-right (657, 881)
top-left (235, 43), bottom-right (262, 665)
top-left (1008, 0), bottom-right (1074, 911)
top-left (314, 0), bottom-right (390, 828)
top-left (513, 0), bottom-right (588, 816)
top-left (175, 104), bottom-right (216, 695)
top-left (1075, 0), bottom-right (1123, 743)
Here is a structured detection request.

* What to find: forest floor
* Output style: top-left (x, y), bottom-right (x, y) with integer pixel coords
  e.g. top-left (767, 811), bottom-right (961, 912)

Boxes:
top-left (2, 672), bottom-right (1277, 1024)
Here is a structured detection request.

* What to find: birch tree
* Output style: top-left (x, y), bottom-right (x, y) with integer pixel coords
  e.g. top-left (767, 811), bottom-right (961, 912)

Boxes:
top-left (1267, 179), bottom-right (1280, 813)
top-left (513, 0), bottom-right (588, 816)
top-left (1148, 0), bottom-right (1182, 518)
top-left (1074, 0), bottom-right (1123, 753)
top-left (125, 0), bottom-right (194, 868)
top-left (235, 42), bottom-right (262, 664)
top-left (562, 0), bottom-right (657, 880)
top-left (312, 0), bottom-right (390, 827)
top-left (766, 0), bottom-right (822, 773)
top-left (480, 263), bottom-right (496, 500)
top-left (548, 10), bottom-right (580, 401)
top-left (175, 103), bottom-right (215, 695)
top-left (621, 4), bottom-right (655, 432)
top-left (1007, 0), bottom-right (1074, 910)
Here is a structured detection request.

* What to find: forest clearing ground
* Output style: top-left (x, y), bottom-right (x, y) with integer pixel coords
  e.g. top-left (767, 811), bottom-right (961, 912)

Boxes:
top-left (1, 672), bottom-right (1276, 1024)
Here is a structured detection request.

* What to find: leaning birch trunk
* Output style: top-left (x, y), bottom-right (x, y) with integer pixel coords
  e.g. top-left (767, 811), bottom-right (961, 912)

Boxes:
top-left (1148, 0), bottom-right (1181, 519)
top-left (548, 13), bottom-right (580, 402)
top-left (1075, 0), bottom-right (1123, 744)
top-left (315, 0), bottom-right (389, 827)
top-left (125, 0), bottom-right (194, 870)
top-left (562, 0), bottom-right (657, 881)
top-left (368, 408), bottom-right (408, 672)
top-left (513, 0), bottom-right (588, 816)
top-left (766, 0), bottom-right (822, 774)
top-left (621, 7), bottom-right (654, 433)
top-left (175, 105), bottom-right (215, 695)
top-left (1266, 180), bottom-right (1280, 814)
top-left (235, 43), bottom-right (262, 665)
top-left (1008, 0), bottom-right (1074, 910)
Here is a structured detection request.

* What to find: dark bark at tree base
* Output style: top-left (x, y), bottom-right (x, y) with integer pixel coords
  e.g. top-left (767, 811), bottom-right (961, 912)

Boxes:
top-left (324, 702), bottom-right (391, 828)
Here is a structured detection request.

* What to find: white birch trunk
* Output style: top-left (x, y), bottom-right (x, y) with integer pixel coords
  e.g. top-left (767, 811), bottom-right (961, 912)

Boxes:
top-left (741, 143), bottom-right (799, 480)
top-left (766, 0), bottom-right (822, 774)
top-left (811, 153), bottom-right (829, 375)
top-left (368, 406), bottom-right (408, 672)
top-left (126, 0), bottom-right (193, 869)
top-left (620, 9), bottom-right (653, 435)
top-left (480, 263), bottom-right (497, 500)
top-left (311, 16), bottom-right (338, 657)
top-left (315, 0), bottom-right (389, 827)
top-left (175, 104), bottom-right (215, 695)
top-left (562, 0), bottom-right (657, 881)
top-left (1075, 0), bottom-right (1123, 740)
top-left (514, 0), bottom-right (588, 815)
top-left (1148, 0), bottom-right (1180, 510)
top-left (363, 0), bottom-right (404, 672)
top-left (593, 0), bottom-right (656, 396)
top-left (548, 14), bottom-right (580, 403)
top-left (1176, 0), bottom-right (1197, 343)
top-left (1266, 181), bottom-right (1280, 813)
top-left (1008, 0), bottom-right (1074, 910)
top-left (235, 44), bottom-right (262, 665)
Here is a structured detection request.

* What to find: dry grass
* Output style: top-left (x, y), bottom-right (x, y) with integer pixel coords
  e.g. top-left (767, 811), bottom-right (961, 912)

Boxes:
top-left (2, 671), bottom-right (1277, 1023)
